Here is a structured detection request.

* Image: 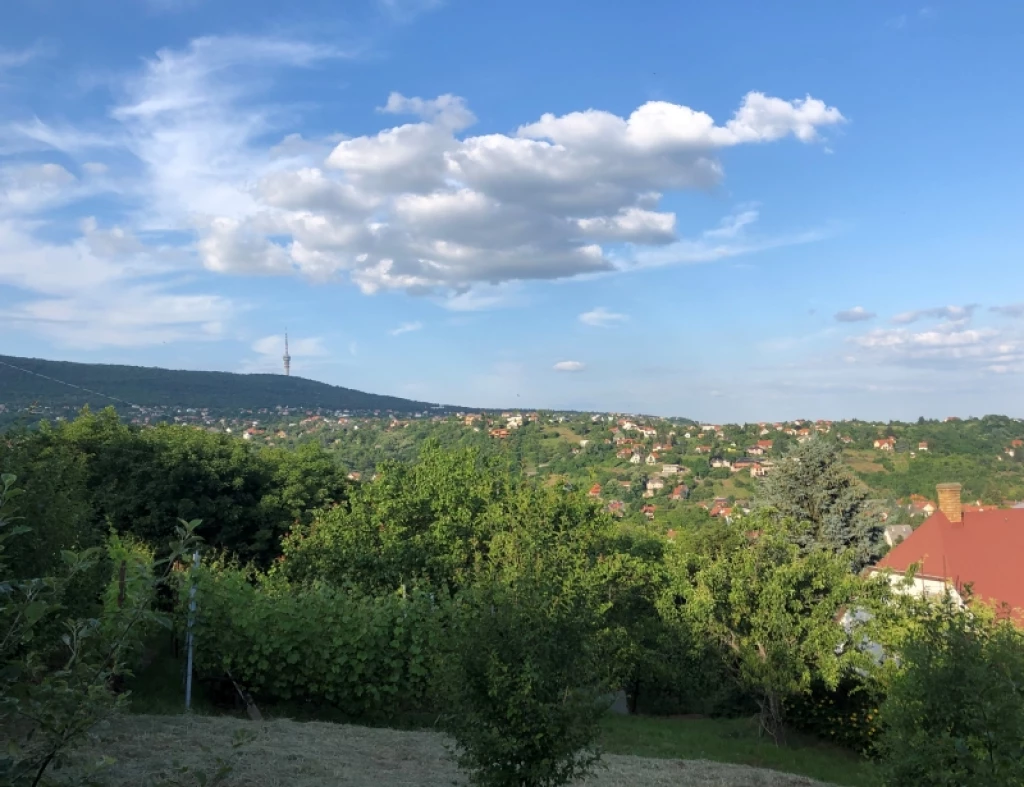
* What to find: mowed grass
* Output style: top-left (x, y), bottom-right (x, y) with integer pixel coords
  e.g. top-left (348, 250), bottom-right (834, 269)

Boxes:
top-left (73, 713), bottom-right (849, 787)
top-left (123, 649), bottom-right (876, 786)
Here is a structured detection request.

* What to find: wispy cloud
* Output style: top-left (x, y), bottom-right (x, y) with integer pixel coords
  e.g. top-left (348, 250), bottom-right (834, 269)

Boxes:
top-left (377, 0), bottom-right (445, 22)
top-left (0, 42), bottom-right (52, 72)
top-left (891, 304), bottom-right (977, 324)
top-left (991, 303), bottom-right (1024, 318)
top-left (579, 307), bottom-right (628, 327)
top-left (553, 360), bottom-right (586, 372)
top-left (389, 321), bottom-right (423, 336)
top-left (834, 306), bottom-right (876, 323)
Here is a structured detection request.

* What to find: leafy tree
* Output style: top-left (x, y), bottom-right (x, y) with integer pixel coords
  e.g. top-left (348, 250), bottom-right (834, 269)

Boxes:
top-left (757, 437), bottom-right (883, 570)
top-left (662, 512), bottom-right (879, 741)
top-left (876, 594), bottom-right (1024, 787)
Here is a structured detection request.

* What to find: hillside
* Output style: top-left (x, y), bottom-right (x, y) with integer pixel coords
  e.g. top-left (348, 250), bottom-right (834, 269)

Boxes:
top-left (0, 354), bottom-right (454, 414)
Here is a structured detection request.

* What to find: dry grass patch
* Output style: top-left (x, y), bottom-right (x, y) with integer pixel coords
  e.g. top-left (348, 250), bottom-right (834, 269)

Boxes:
top-left (77, 714), bottom-right (838, 787)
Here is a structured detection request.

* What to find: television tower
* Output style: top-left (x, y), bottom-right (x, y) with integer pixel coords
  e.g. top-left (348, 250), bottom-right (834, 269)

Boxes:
top-left (283, 332), bottom-right (291, 377)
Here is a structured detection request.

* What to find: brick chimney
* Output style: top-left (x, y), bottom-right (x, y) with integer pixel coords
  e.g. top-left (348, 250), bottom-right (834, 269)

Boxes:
top-left (936, 482), bottom-right (962, 523)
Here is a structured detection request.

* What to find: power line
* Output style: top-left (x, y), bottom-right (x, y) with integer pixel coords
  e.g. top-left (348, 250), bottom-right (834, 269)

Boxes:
top-left (0, 358), bottom-right (141, 409)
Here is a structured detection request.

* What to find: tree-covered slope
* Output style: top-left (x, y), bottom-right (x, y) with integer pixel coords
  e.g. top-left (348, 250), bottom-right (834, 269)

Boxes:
top-left (0, 354), bottom-right (456, 413)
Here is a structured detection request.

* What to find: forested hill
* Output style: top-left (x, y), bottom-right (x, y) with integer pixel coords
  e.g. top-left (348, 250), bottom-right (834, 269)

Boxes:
top-left (0, 354), bottom-right (454, 414)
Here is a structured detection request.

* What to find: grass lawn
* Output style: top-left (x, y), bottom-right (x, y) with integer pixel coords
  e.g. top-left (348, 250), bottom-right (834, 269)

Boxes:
top-left (601, 715), bottom-right (878, 787)
top-left (74, 714), bottom-right (849, 787)
top-left (124, 648), bottom-right (877, 786)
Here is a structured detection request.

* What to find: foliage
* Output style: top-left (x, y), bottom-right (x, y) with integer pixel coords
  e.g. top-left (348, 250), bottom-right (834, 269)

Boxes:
top-left (757, 437), bottom-right (883, 570)
top-left (187, 564), bottom-right (446, 720)
top-left (441, 538), bottom-right (609, 787)
top-left (278, 441), bottom-right (611, 593)
top-left (6, 409), bottom-right (350, 566)
top-left (0, 428), bottom-right (97, 580)
top-left (875, 594), bottom-right (1024, 787)
top-left (662, 512), bottom-right (881, 742)
top-left (0, 472), bottom-right (203, 787)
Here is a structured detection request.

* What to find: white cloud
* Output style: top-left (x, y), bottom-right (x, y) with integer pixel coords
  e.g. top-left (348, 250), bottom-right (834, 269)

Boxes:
top-left (554, 360), bottom-right (586, 372)
top-left (82, 162), bottom-right (108, 176)
top-left (579, 307), bottom-right (628, 327)
top-left (0, 163), bottom-right (78, 214)
top-left (389, 321), bottom-right (423, 336)
top-left (891, 304), bottom-right (977, 324)
top-left (0, 36), bottom-right (843, 337)
top-left (848, 314), bottom-right (1024, 375)
top-left (834, 306), bottom-right (876, 323)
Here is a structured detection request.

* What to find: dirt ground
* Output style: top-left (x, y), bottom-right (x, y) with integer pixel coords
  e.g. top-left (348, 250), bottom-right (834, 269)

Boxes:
top-left (76, 713), bottom-right (838, 787)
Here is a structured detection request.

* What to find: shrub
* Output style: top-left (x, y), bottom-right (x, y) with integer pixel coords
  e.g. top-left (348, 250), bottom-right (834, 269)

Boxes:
top-left (440, 559), bottom-right (609, 787)
top-left (875, 595), bottom-right (1024, 787)
top-left (187, 565), bottom-right (445, 719)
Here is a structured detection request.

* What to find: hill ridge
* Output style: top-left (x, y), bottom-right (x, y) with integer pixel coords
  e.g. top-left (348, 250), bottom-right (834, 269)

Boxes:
top-left (0, 354), bottom-right (458, 414)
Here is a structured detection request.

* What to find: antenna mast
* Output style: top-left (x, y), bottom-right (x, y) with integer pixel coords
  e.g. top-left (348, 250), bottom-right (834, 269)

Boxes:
top-left (283, 331), bottom-right (291, 377)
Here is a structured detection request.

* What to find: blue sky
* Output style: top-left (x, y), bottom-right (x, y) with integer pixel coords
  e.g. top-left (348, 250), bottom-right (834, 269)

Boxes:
top-left (2, 0), bottom-right (1023, 421)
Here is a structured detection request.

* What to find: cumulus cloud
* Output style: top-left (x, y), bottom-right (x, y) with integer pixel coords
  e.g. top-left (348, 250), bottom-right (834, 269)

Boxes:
top-left (389, 321), bottom-right (423, 336)
top-left (553, 360), bottom-right (586, 372)
top-left (848, 313), bottom-right (1024, 375)
top-left (891, 304), bottom-right (977, 324)
top-left (0, 35), bottom-right (844, 346)
top-left (579, 307), bottom-right (628, 327)
top-left (834, 306), bottom-right (875, 323)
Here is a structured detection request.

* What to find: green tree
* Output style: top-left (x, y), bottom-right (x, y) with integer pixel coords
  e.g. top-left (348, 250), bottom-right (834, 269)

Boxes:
top-left (876, 594), bottom-right (1024, 787)
top-left (757, 437), bottom-right (883, 570)
top-left (662, 512), bottom-right (879, 741)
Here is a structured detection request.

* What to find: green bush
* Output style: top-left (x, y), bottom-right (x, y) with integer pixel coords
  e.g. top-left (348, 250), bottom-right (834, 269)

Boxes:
top-left (440, 566), bottom-right (609, 787)
top-left (875, 596), bottom-right (1024, 786)
top-left (187, 565), bottom-right (446, 719)
top-left (787, 677), bottom-right (884, 754)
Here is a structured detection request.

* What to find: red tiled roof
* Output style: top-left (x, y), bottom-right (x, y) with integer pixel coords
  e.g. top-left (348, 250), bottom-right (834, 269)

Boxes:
top-left (874, 508), bottom-right (1024, 616)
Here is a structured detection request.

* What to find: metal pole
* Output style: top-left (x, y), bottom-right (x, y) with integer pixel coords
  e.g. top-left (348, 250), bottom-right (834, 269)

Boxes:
top-left (185, 549), bottom-right (199, 711)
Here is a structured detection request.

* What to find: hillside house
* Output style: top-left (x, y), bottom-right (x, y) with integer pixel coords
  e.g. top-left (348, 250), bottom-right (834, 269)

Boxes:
top-left (746, 445), bottom-right (765, 456)
top-left (918, 441), bottom-right (929, 451)
top-left (711, 457), bottom-right (732, 469)
top-left (646, 477), bottom-right (666, 492)
top-left (757, 440), bottom-right (773, 450)
top-left (1013, 439), bottom-right (1024, 448)
top-left (606, 500), bottom-right (625, 517)
top-left (695, 445), bottom-right (712, 454)
top-left (732, 457), bottom-right (755, 471)
top-left (630, 452), bottom-right (642, 464)
top-left (641, 504), bottom-right (656, 520)
top-left (874, 437), bottom-right (896, 451)
top-left (670, 484), bottom-right (689, 501)
top-left (661, 464), bottom-right (680, 475)
top-left (870, 483), bottom-right (1024, 620)
top-left (645, 453), bottom-right (658, 465)
top-left (750, 462), bottom-right (770, 478)
top-left (489, 428), bottom-right (510, 439)
top-left (579, 439), bottom-right (590, 447)
top-left (616, 448), bottom-right (633, 460)
top-left (588, 484), bottom-right (602, 498)
top-left (883, 524), bottom-right (913, 547)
